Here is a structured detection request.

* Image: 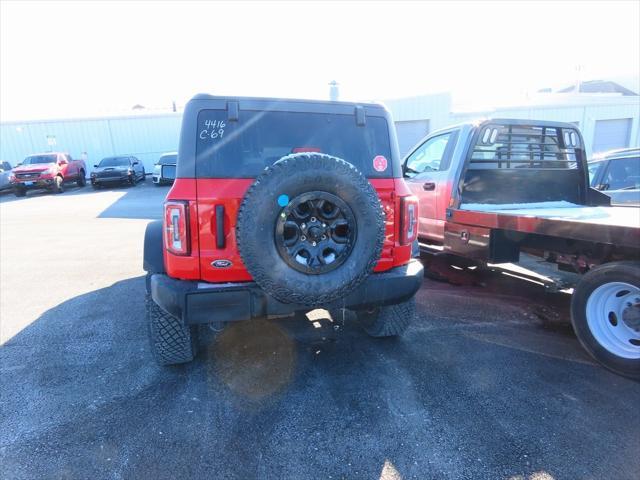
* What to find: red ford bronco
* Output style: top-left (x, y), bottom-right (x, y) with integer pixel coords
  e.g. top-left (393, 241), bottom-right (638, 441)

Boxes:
top-left (143, 95), bottom-right (424, 365)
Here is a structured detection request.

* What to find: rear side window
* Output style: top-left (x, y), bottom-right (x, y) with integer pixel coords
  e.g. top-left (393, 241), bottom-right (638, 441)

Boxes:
top-left (195, 110), bottom-right (392, 178)
top-left (468, 124), bottom-right (583, 170)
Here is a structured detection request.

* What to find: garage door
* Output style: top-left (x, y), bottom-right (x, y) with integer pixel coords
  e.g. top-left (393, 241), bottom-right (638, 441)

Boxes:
top-left (395, 120), bottom-right (430, 157)
top-left (593, 118), bottom-right (632, 154)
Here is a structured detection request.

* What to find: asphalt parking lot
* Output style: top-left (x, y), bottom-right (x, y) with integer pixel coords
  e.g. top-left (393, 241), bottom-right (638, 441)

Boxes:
top-left (1, 181), bottom-right (639, 480)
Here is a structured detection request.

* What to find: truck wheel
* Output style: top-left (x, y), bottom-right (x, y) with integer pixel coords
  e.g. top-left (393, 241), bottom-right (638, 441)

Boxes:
top-left (237, 153), bottom-right (385, 307)
top-left (146, 294), bottom-right (198, 365)
top-left (356, 298), bottom-right (415, 337)
top-left (52, 176), bottom-right (64, 193)
top-left (571, 262), bottom-right (640, 379)
top-left (14, 186), bottom-right (26, 197)
top-left (76, 170), bottom-right (86, 187)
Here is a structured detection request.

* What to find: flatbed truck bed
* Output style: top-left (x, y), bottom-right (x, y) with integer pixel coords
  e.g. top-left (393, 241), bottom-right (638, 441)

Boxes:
top-left (451, 205), bottom-right (639, 249)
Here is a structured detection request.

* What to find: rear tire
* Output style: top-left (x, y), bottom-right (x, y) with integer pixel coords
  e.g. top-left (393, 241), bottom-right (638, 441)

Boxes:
top-left (357, 298), bottom-right (415, 337)
top-left (14, 186), bottom-right (26, 197)
top-left (76, 170), bottom-right (86, 187)
top-left (146, 294), bottom-right (198, 365)
top-left (571, 262), bottom-right (640, 380)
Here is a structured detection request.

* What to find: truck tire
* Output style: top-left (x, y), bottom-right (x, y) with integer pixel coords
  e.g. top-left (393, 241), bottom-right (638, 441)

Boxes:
top-left (357, 297), bottom-right (415, 337)
top-left (14, 186), bottom-right (26, 197)
top-left (146, 294), bottom-right (198, 365)
top-left (571, 261), bottom-right (640, 379)
top-left (52, 175), bottom-right (64, 193)
top-left (237, 153), bottom-right (385, 307)
top-left (76, 170), bottom-right (86, 187)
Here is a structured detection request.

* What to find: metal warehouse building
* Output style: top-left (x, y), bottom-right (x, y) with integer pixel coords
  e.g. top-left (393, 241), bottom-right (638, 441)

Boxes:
top-left (0, 112), bottom-right (182, 174)
top-left (387, 88), bottom-right (640, 157)
top-left (1, 86), bottom-right (639, 170)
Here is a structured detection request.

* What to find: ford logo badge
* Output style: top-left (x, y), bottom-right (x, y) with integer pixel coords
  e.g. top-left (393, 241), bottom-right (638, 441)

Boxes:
top-left (211, 259), bottom-right (232, 268)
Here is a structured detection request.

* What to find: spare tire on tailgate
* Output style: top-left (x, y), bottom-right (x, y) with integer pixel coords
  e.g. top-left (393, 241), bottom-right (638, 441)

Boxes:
top-left (237, 153), bottom-right (385, 306)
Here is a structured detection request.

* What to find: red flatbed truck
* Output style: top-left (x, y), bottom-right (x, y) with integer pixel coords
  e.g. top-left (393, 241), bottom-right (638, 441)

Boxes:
top-left (403, 119), bottom-right (640, 378)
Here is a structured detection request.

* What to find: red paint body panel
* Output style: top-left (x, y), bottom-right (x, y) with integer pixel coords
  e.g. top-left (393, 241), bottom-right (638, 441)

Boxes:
top-left (195, 179), bottom-right (254, 283)
top-left (163, 177), bottom-right (416, 282)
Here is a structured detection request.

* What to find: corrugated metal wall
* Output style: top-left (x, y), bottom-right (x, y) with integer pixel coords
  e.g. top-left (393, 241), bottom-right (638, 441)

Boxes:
top-left (0, 113), bottom-right (182, 172)
top-left (388, 95), bottom-right (640, 159)
top-left (1, 95), bottom-right (638, 171)
top-left (451, 101), bottom-right (640, 157)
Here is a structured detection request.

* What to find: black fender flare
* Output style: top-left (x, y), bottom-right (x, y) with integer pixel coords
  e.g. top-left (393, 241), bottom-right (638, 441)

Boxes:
top-left (144, 220), bottom-right (165, 275)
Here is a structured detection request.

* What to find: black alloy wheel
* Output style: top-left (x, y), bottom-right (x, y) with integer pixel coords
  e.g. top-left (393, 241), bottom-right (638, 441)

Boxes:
top-left (275, 191), bottom-right (356, 274)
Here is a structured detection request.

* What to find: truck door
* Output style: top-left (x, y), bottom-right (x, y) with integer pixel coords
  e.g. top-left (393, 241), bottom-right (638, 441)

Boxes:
top-left (403, 130), bottom-right (458, 244)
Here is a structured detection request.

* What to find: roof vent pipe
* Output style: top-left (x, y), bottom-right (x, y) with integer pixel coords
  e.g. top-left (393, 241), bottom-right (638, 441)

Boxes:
top-left (329, 80), bottom-right (339, 101)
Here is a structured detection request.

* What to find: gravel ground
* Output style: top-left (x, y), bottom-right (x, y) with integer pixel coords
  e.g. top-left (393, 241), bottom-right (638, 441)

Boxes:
top-left (1, 182), bottom-right (638, 480)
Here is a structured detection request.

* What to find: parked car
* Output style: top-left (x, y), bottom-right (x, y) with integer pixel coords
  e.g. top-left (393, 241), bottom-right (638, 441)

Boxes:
top-left (152, 152), bottom-right (177, 185)
top-left (589, 147), bottom-right (640, 207)
top-left (0, 161), bottom-right (13, 191)
top-left (11, 152), bottom-right (86, 196)
top-left (90, 156), bottom-right (145, 188)
top-left (403, 119), bottom-right (640, 379)
top-left (143, 94), bottom-right (424, 365)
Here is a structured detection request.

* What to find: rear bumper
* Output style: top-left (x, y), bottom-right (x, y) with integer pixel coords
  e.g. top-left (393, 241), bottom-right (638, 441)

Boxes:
top-left (148, 259), bottom-right (424, 325)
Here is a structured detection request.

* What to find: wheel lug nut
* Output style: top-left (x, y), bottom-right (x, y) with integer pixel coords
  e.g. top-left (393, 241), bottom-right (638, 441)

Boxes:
top-left (322, 223), bottom-right (326, 228)
top-left (321, 235), bottom-right (326, 240)
top-left (301, 223), bottom-right (306, 229)
top-left (312, 241), bottom-right (316, 246)
top-left (301, 235), bottom-right (306, 241)
top-left (311, 217), bottom-right (316, 222)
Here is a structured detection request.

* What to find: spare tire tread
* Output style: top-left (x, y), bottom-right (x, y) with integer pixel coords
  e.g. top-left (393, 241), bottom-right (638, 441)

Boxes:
top-left (237, 153), bottom-right (385, 306)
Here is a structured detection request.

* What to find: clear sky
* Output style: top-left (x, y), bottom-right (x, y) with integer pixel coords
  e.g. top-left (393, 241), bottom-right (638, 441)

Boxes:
top-left (1, 0), bottom-right (639, 121)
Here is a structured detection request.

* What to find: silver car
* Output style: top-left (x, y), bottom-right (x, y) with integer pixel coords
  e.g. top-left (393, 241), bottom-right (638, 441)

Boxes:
top-left (589, 148), bottom-right (640, 207)
top-left (0, 161), bottom-right (13, 191)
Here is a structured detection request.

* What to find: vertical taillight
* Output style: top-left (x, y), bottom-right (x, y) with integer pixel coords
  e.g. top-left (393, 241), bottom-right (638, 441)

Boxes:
top-left (400, 196), bottom-right (419, 245)
top-left (164, 201), bottom-right (190, 255)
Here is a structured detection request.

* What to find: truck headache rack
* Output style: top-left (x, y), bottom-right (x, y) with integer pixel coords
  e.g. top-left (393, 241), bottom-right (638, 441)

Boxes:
top-left (469, 123), bottom-right (581, 170)
top-left (459, 121), bottom-right (588, 206)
